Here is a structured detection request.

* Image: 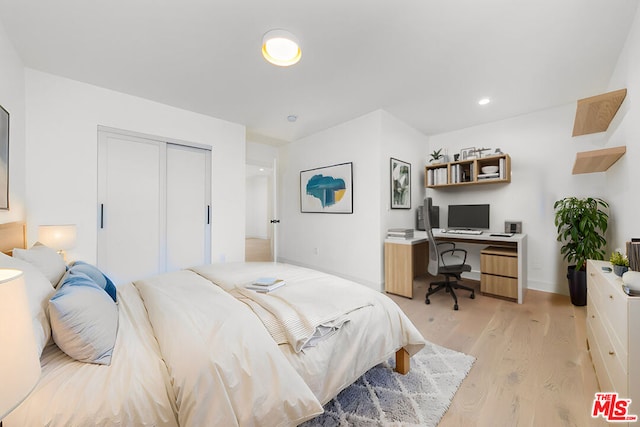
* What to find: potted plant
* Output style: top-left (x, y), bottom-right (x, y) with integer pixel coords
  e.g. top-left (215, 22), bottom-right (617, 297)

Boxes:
top-left (429, 149), bottom-right (444, 164)
top-left (610, 250), bottom-right (630, 276)
top-left (554, 197), bottom-right (609, 306)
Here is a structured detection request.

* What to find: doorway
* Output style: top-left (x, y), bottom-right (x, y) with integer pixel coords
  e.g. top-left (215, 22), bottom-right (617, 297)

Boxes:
top-left (245, 162), bottom-right (276, 261)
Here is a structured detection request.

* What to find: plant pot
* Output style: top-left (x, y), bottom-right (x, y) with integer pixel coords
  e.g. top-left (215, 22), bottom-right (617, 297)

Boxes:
top-left (567, 265), bottom-right (587, 306)
top-left (613, 265), bottom-right (629, 277)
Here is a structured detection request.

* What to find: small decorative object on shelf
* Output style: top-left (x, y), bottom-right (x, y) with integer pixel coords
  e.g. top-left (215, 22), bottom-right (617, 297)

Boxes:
top-left (610, 250), bottom-right (630, 276)
top-left (429, 149), bottom-right (443, 164)
top-left (460, 147), bottom-right (475, 160)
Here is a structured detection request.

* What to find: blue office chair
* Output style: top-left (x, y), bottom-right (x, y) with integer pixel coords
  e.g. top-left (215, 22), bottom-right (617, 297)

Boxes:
top-left (423, 202), bottom-right (475, 310)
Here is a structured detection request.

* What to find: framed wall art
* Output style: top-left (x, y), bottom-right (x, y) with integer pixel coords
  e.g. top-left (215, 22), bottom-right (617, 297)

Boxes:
top-left (460, 147), bottom-right (476, 160)
top-left (300, 162), bottom-right (353, 213)
top-left (0, 105), bottom-right (8, 210)
top-left (390, 158), bottom-right (411, 209)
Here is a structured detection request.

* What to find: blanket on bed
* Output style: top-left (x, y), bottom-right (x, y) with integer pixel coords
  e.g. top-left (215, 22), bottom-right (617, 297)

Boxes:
top-left (192, 263), bottom-right (375, 352)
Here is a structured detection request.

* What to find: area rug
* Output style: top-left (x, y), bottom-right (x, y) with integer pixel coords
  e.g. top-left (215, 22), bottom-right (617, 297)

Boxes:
top-left (300, 342), bottom-right (475, 426)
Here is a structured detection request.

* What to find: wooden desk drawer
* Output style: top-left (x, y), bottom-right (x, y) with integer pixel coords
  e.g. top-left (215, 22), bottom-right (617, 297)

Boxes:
top-left (481, 274), bottom-right (517, 299)
top-left (480, 247), bottom-right (518, 278)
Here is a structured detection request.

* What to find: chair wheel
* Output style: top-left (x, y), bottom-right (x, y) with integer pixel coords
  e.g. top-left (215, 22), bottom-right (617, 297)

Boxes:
top-left (425, 298), bottom-right (430, 305)
top-left (454, 304), bottom-right (459, 310)
top-left (470, 293), bottom-right (475, 299)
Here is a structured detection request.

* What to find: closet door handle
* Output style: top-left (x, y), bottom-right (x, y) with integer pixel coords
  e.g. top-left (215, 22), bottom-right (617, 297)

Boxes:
top-left (100, 204), bottom-right (105, 229)
top-left (207, 205), bottom-right (211, 225)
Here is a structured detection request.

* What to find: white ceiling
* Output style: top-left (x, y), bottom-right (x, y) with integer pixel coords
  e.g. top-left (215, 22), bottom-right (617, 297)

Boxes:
top-left (0, 0), bottom-right (637, 144)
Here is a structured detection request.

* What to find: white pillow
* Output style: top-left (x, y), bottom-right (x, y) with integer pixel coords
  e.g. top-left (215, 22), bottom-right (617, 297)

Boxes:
top-left (0, 252), bottom-right (54, 357)
top-left (49, 271), bottom-right (118, 365)
top-left (13, 243), bottom-right (67, 287)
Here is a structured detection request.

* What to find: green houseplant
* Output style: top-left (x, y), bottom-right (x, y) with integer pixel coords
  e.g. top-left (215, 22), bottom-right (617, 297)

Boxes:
top-left (429, 149), bottom-right (443, 163)
top-left (554, 197), bottom-right (609, 306)
top-left (610, 250), bottom-right (629, 276)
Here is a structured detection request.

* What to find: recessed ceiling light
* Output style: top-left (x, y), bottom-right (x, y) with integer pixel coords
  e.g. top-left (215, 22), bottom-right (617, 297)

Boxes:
top-left (262, 29), bottom-right (301, 67)
top-left (478, 98), bottom-right (491, 106)
top-left (287, 115), bottom-right (298, 122)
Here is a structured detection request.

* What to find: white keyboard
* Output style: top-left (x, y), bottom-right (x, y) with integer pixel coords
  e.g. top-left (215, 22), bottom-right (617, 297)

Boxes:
top-left (442, 229), bottom-right (483, 235)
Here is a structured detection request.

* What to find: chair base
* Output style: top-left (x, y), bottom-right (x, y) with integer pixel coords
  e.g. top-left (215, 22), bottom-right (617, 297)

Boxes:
top-left (425, 277), bottom-right (475, 310)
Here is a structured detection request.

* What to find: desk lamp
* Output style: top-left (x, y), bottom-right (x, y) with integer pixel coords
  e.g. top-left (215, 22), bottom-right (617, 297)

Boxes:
top-left (0, 269), bottom-right (41, 425)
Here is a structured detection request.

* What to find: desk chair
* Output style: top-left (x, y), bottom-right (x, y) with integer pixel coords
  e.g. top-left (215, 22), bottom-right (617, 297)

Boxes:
top-left (424, 203), bottom-right (475, 310)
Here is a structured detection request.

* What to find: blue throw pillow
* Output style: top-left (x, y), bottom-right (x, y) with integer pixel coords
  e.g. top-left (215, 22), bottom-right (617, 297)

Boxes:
top-left (49, 272), bottom-right (118, 365)
top-left (68, 261), bottom-right (117, 302)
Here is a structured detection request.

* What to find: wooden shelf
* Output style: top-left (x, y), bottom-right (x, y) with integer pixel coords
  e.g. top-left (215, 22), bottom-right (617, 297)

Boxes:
top-left (425, 154), bottom-right (510, 188)
top-left (572, 146), bottom-right (626, 174)
top-left (572, 88), bottom-right (627, 136)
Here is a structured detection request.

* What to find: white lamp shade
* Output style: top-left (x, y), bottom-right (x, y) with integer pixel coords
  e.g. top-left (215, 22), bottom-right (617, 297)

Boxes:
top-left (0, 269), bottom-right (41, 419)
top-left (38, 225), bottom-right (77, 250)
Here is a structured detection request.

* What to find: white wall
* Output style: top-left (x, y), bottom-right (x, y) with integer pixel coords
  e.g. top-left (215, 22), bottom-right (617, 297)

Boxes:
top-left (278, 110), bottom-right (428, 290)
top-left (428, 104), bottom-right (608, 294)
top-left (606, 5), bottom-right (640, 253)
top-left (278, 111), bottom-right (383, 289)
top-left (0, 20), bottom-right (26, 223)
top-left (24, 69), bottom-right (246, 264)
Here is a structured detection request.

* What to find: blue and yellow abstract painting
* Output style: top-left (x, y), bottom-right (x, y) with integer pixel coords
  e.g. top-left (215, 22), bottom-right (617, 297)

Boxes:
top-left (306, 174), bottom-right (346, 208)
top-left (300, 162), bottom-right (353, 213)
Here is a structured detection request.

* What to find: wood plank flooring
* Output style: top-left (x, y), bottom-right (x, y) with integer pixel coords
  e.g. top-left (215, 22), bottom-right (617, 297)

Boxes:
top-left (387, 276), bottom-right (608, 427)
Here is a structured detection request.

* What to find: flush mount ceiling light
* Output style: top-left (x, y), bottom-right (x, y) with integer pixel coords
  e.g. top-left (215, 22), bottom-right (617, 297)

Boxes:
top-left (478, 97), bottom-right (491, 106)
top-left (262, 29), bottom-right (301, 67)
top-left (287, 114), bottom-right (298, 122)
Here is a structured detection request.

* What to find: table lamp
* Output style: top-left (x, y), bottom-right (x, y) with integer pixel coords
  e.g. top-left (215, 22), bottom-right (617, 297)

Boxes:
top-left (38, 224), bottom-right (77, 261)
top-left (0, 269), bottom-right (41, 424)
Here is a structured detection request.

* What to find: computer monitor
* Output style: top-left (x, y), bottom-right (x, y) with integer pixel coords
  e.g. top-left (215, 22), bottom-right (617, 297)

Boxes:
top-left (447, 204), bottom-right (490, 229)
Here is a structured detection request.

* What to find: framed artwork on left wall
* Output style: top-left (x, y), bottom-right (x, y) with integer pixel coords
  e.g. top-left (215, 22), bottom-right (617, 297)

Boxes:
top-left (390, 158), bottom-right (411, 209)
top-left (0, 105), bottom-right (9, 210)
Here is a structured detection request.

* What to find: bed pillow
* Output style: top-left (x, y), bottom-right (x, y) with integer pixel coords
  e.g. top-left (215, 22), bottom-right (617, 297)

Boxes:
top-left (68, 261), bottom-right (117, 302)
top-left (13, 243), bottom-right (67, 287)
top-left (0, 252), bottom-right (54, 357)
top-left (49, 271), bottom-right (118, 365)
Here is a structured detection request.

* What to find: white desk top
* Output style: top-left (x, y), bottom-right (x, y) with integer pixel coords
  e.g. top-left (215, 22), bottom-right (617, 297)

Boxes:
top-left (384, 229), bottom-right (526, 245)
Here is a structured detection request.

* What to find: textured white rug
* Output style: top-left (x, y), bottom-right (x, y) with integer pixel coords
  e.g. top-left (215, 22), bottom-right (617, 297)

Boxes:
top-left (301, 342), bottom-right (475, 426)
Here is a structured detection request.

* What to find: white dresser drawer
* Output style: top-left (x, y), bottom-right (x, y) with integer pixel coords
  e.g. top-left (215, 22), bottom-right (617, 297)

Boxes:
top-left (587, 298), bottom-right (628, 394)
top-left (588, 266), bottom-right (629, 363)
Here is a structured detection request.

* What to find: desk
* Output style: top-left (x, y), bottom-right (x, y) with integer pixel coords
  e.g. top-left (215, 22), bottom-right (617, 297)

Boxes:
top-left (384, 230), bottom-right (528, 303)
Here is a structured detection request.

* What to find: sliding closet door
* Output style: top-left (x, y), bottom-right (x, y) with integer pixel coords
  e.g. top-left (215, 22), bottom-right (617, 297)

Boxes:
top-left (98, 128), bottom-right (212, 285)
top-left (166, 143), bottom-right (211, 271)
top-left (97, 132), bottom-right (165, 285)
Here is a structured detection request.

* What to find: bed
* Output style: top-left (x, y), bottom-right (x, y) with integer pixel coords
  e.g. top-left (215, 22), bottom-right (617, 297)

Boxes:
top-left (0, 221), bottom-right (426, 426)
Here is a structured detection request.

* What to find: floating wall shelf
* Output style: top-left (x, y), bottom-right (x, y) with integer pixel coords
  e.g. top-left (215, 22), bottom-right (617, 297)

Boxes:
top-left (572, 146), bottom-right (626, 175)
top-left (572, 88), bottom-right (627, 136)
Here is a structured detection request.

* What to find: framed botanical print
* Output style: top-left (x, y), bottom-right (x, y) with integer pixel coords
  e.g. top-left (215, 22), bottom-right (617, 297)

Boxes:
top-left (0, 105), bottom-right (8, 210)
top-left (390, 158), bottom-right (410, 209)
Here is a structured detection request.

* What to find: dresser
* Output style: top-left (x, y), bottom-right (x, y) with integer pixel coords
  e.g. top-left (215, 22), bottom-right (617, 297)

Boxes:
top-left (586, 260), bottom-right (640, 419)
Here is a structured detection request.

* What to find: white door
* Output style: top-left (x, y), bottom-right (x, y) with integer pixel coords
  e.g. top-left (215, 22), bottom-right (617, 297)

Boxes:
top-left (97, 132), bottom-right (164, 285)
top-left (166, 143), bottom-right (211, 271)
top-left (98, 128), bottom-right (211, 284)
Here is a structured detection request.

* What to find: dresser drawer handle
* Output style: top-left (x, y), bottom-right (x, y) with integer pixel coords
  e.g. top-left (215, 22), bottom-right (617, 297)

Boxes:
top-left (609, 351), bottom-right (615, 356)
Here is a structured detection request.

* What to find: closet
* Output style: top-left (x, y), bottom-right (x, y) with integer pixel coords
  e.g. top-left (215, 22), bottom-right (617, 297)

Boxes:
top-left (97, 127), bottom-right (211, 285)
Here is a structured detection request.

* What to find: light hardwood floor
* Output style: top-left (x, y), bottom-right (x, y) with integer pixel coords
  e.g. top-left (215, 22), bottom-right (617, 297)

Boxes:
top-left (387, 276), bottom-right (608, 427)
top-left (245, 238), bottom-right (272, 262)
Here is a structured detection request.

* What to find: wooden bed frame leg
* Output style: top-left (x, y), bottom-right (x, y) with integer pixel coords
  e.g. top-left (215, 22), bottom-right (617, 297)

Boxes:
top-left (395, 348), bottom-right (410, 375)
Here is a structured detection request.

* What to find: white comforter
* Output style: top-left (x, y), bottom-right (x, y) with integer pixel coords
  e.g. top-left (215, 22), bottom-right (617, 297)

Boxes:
top-left (133, 270), bottom-right (323, 427)
top-left (191, 262), bottom-right (426, 404)
top-left (4, 282), bottom-right (178, 427)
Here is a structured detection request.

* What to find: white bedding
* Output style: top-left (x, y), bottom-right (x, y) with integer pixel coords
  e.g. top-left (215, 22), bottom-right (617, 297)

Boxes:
top-left (191, 262), bottom-right (426, 404)
top-left (133, 270), bottom-right (323, 427)
top-left (4, 282), bottom-right (178, 427)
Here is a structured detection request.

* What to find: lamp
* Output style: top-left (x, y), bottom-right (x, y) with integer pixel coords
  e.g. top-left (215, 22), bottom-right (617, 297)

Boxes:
top-left (38, 224), bottom-right (77, 261)
top-left (262, 29), bottom-right (302, 67)
top-left (0, 269), bottom-right (41, 422)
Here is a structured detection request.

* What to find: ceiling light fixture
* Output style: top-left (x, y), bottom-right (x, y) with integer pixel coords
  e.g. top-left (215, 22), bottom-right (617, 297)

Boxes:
top-left (287, 115), bottom-right (298, 122)
top-left (478, 98), bottom-right (491, 106)
top-left (262, 29), bottom-right (301, 67)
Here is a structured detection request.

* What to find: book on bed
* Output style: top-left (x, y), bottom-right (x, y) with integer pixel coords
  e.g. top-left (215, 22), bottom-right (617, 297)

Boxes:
top-left (246, 278), bottom-right (286, 292)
